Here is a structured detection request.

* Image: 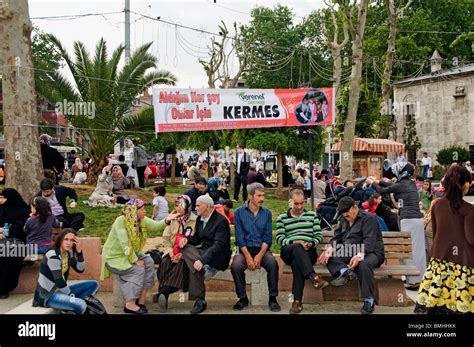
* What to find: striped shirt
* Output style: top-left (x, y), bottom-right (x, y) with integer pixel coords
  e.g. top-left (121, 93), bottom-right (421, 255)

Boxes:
top-left (33, 249), bottom-right (85, 307)
top-left (276, 209), bottom-right (322, 247)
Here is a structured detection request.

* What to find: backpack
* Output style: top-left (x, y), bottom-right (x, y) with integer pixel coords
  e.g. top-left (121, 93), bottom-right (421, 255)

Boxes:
top-left (83, 295), bottom-right (107, 315)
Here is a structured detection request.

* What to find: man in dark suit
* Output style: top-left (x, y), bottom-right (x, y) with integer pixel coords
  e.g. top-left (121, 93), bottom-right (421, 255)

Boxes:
top-left (234, 144), bottom-right (250, 202)
top-left (319, 196), bottom-right (385, 314)
top-left (178, 194), bottom-right (231, 314)
top-left (37, 178), bottom-right (85, 231)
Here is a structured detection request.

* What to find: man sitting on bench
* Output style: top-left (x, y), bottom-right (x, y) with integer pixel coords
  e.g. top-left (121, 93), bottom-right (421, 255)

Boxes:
top-left (231, 183), bottom-right (280, 312)
top-left (319, 196), bottom-right (385, 314)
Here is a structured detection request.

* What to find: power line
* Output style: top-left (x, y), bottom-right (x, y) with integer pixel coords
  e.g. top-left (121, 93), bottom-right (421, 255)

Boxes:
top-left (31, 11), bottom-right (123, 21)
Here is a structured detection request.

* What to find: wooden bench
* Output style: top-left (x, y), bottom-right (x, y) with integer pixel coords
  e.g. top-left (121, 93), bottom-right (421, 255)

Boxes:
top-left (282, 230), bottom-right (420, 306)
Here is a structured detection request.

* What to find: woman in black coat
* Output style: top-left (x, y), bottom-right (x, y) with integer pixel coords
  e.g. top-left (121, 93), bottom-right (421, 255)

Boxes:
top-left (0, 188), bottom-right (31, 298)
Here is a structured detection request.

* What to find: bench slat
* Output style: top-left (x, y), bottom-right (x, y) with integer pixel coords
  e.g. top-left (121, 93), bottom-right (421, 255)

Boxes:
top-left (384, 245), bottom-right (412, 252)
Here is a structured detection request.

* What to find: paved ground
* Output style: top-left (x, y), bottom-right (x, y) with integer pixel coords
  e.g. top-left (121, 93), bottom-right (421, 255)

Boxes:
top-left (1, 290), bottom-right (417, 315)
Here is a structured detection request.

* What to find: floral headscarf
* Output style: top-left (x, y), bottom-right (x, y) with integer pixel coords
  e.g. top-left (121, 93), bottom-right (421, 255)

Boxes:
top-left (175, 195), bottom-right (192, 227)
top-left (122, 197), bottom-right (147, 263)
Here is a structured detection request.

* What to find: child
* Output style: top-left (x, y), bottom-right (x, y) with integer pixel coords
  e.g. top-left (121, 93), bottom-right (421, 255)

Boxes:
top-left (24, 197), bottom-right (60, 254)
top-left (152, 186), bottom-right (169, 222)
top-left (222, 199), bottom-right (234, 225)
top-left (418, 179), bottom-right (434, 214)
top-left (362, 193), bottom-right (388, 231)
top-left (362, 193), bottom-right (382, 215)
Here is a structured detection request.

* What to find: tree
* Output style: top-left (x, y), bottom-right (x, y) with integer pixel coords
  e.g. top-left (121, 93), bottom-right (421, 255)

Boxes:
top-left (35, 36), bottom-right (177, 183)
top-left (379, 0), bottom-right (413, 138)
top-left (0, 0), bottom-right (43, 201)
top-left (436, 146), bottom-right (470, 168)
top-left (340, 0), bottom-right (370, 180)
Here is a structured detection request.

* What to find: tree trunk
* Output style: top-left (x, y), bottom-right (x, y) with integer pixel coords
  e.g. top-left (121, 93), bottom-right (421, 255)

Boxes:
top-left (170, 153), bottom-right (176, 185)
top-left (332, 49), bottom-right (344, 102)
top-left (380, 2), bottom-right (397, 138)
top-left (340, 0), bottom-right (369, 181)
top-left (87, 155), bottom-right (107, 186)
top-left (277, 152), bottom-right (283, 189)
top-left (0, 0), bottom-right (43, 201)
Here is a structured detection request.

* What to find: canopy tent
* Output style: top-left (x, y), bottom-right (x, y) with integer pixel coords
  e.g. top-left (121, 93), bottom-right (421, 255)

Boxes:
top-left (331, 138), bottom-right (405, 153)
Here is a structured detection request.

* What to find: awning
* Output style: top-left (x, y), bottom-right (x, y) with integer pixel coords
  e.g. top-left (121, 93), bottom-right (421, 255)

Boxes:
top-left (331, 138), bottom-right (405, 153)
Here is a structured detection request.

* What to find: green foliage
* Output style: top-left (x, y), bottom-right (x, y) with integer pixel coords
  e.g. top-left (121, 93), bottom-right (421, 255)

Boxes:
top-left (436, 146), bottom-right (470, 167)
top-left (34, 35), bottom-right (177, 169)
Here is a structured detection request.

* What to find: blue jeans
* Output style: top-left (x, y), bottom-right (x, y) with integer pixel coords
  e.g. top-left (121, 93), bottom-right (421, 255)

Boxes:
top-left (46, 280), bottom-right (99, 314)
top-left (422, 165), bottom-right (429, 179)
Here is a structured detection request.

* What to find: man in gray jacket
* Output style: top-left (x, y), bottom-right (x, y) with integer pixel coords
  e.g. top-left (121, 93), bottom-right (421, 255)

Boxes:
top-left (132, 138), bottom-right (148, 188)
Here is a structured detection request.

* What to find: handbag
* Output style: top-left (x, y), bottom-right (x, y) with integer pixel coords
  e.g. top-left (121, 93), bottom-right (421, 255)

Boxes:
top-left (83, 295), bottom-right (107, 315)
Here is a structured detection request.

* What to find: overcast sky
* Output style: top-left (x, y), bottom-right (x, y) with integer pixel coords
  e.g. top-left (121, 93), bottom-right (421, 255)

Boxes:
top-left (29, 0), bottom-right (326, 88)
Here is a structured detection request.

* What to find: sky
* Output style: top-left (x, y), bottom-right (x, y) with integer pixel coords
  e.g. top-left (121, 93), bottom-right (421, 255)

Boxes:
top-left (28, 0), bottom-right (327, 88)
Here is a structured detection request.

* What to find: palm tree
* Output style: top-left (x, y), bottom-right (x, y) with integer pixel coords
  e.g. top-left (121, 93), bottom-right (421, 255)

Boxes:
top-left (35, 35), bottom-right (177, 183)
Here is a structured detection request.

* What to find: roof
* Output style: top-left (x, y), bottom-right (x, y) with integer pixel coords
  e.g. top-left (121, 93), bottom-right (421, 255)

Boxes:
top-left (331, 138), bottom-right (405, 153)
top-left (393, 63), bottom-right (474, 86)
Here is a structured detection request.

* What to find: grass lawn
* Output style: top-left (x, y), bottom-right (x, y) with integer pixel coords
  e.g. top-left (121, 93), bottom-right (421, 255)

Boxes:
top-left (70, 183), bottom-right (291, 252)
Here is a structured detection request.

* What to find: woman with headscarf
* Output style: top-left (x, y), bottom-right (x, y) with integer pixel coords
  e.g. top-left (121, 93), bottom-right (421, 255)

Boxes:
top-left (88, 165), bottom-right (116, 207)
top-left (156, 195), bottom-right (197, 312)
top-left (382, 159), bottom-right (395, 180)
top-left (374, 162), bottom-right (426, 290)
top-left (101, 198), bottom-right (178, 314)
top-left (0, 189), bottom-right (31, 298)
top-left (111, 165), bottom-right (131, 204)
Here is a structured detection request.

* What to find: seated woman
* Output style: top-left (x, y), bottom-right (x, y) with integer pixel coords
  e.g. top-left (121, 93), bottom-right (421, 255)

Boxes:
top-left (156, 195), bottom-right (197, 312)
top-left (32, 228), bottom-right (99, 314)
top-left (111, 165), bottom-right (131, 204)
top-left (24, 197), bottom-right (60, 254)
top-left (101, 198), bottom-right (178, 314)
top-left (0, 188), bottom-right (30, 299)
top-left (71, 158), bottom-right (87, 184)
top-left (89, 166), bottom-right (116, 207)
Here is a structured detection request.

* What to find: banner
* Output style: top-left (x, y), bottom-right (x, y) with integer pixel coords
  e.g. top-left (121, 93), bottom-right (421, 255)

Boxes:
top-left (152, 87), bottom-right (335, 133)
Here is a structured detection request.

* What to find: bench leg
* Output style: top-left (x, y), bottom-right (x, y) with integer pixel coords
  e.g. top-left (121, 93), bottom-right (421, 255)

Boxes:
top-left (376, 278), bottom-right (411, 307)
top-left (113, 275), bottom-right (125, 308)
top-left (250, 269), bottom-right (269, 306)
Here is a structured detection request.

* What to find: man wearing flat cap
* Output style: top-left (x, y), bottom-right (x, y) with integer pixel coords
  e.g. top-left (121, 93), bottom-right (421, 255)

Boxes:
top-left (318, 196), bottom-right (385, 314)
top-left (178, 194), bottom-right (231, 314)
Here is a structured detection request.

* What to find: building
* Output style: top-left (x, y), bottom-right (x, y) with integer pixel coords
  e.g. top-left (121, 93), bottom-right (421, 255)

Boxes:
top-left (392, 50), bottom-right (474, 165)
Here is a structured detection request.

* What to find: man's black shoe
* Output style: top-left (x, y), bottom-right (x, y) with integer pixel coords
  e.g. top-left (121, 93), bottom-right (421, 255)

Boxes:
top-left (361, 301), bottom-right (375, 314)
top-left (190, 300), bottom-right (207, 314)
top-left (269, 299), bottom-right (281, 312)
top-left (233, 297), bottom-right (249, 310)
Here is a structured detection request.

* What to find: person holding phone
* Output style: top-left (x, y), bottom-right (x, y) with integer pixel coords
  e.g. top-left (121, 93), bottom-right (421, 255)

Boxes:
top-left (33, 228), bottom-right (99, 314)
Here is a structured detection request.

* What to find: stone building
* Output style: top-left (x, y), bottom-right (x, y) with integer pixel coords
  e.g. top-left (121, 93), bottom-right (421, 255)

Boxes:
top-left (392, 50), bottom-right (474, 165)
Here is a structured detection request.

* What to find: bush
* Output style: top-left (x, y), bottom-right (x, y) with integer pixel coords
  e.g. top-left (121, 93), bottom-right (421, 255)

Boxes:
top-left (436, 146), bottom-right (470, 167)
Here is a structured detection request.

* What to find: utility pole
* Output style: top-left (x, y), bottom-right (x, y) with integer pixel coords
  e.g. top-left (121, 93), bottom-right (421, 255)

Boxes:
top-left (124, 0), bottom-right (131, 61)
top-left (0, 0), bottom-right (43, 201)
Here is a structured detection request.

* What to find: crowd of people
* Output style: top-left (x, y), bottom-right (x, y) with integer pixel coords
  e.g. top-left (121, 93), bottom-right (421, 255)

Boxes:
top-left (0, 141), bottom-right (472, 316)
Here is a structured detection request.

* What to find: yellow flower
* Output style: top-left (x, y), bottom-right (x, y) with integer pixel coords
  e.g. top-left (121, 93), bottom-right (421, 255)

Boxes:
top-left (429, 287), bottom-right (443, 297)
top-left (446, 277), bottom-right (456, 289)
top-left (468, 276), bottom-right (474, 285)
top-left (445, 299), bottom-right (457, 311)
top-left (440, 264), bottom-right (446, 271)
top-left (469, 286), bottom-right (474, 296)
top-left (470, 301), bottom-right (474, 313)
top-left (460, 290), bottom-right (471, 302)
top-left (426, 295), bottom-right (436, 308)
top-left (417, 293), bottom-right (428, 305)
top-left (436, 298), bottom-right (445, 307)
top-left (422, 280), bottom-right (432, 291)
top-left (456, 300), bottom-right (469, 313)
top-left (442, 287), bottom-right (450, 299)
top-left (455, 278), bottom-right (466, 290)
top-left (424, 271), bottom-right (433, 280)
top-left (433, 275), bottom-right (443, 287)
top-left (454, 269), bottom-right (461, 277)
